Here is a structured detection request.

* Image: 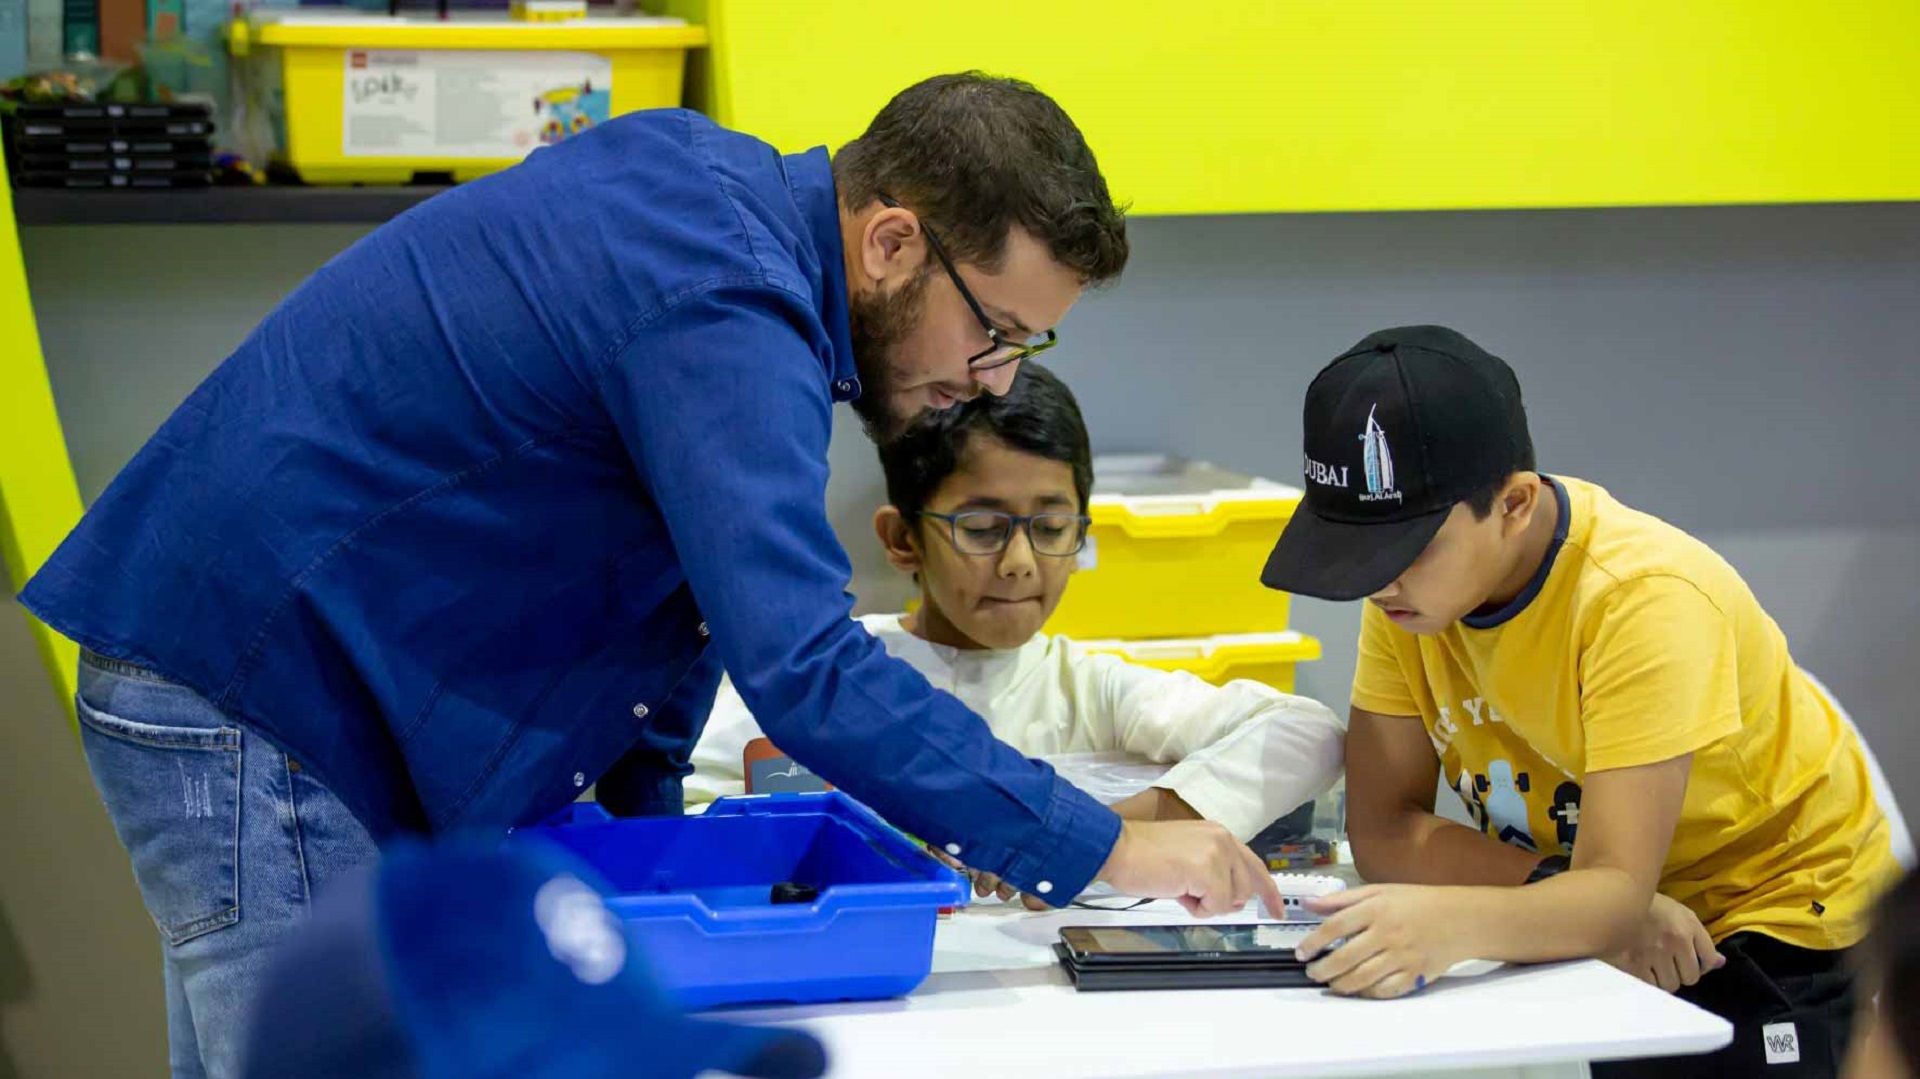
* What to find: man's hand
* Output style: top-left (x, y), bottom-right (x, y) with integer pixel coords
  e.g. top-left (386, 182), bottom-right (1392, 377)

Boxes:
top-left (1606, 893), bottom-right (1724, 993)
top-left (1097, 819), bottom-right (1285, 918)
top-left (1296, 884), bottom-right (1470, 999)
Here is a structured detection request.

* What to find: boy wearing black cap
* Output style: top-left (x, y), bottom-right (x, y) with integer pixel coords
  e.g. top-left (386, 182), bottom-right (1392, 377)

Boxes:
top-left (1275, 326), bottom-right (1898, 1078)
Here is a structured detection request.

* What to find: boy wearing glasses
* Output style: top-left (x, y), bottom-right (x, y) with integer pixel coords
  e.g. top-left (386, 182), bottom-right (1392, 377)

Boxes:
top-left (689, 366), bottom-right (1345, 901)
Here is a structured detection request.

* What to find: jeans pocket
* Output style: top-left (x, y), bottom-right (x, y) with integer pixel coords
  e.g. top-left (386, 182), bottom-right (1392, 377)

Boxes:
top-left (77, 698), bottom-right (243, 945)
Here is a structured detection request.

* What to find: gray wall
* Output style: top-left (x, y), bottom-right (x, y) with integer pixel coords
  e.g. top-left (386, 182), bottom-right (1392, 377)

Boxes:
top-left (4, 201), bottom-right (1917, 1076)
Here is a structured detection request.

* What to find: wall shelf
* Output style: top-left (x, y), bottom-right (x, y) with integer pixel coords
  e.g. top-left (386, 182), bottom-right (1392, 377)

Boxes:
top-left (11, 184), bottom-right (452, 226)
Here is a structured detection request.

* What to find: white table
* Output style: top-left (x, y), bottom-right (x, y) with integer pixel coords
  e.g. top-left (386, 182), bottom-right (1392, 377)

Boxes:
top-left (719, 900), bottom-right (1733, 1079)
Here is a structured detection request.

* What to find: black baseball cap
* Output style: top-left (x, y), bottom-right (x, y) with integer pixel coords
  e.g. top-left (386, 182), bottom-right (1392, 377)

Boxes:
top-left (1261, 325), bottom-right (1532, 601)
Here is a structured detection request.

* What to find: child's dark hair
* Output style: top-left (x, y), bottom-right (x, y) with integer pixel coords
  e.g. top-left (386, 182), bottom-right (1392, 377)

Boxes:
top-left (1862, 869), bottom-right (1920, 1068)
top-left (1462, 449), bottom-right (1539, 519)
top-left (878, 364), bottom-right (1094, 519)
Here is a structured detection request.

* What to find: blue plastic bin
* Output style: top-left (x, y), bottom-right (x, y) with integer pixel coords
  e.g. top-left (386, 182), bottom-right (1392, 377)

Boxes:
top-left (515, 793), bottom-right (970, 1009)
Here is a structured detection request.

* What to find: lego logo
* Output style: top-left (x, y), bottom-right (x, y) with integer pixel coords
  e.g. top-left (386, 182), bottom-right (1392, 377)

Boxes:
top-left (351, 52), bottom-right (368, 68)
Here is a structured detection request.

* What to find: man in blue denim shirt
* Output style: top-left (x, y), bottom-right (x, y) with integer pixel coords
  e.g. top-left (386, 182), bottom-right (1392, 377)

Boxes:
top-left (20, 74), bottom-right (1282, 1078)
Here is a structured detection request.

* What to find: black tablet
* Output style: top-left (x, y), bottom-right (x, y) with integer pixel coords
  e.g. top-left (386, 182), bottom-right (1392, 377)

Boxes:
top-left (1054, 953), bottom-right (1318, 990)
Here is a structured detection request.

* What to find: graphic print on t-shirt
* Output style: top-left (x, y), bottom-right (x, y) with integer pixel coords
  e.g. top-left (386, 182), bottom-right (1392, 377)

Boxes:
top-left (1438, 697), bottom-right (1583, 859)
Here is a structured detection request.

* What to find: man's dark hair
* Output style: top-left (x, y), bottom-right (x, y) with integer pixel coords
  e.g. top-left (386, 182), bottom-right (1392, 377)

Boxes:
top-left (833, 72), bottom-right (1129, 285)
top-left (879, 365), bottom-right (1094, 519)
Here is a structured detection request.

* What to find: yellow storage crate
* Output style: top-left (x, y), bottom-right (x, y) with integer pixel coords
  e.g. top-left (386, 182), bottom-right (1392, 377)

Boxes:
top-left (230, 12), bottom-right (706, 184)
top-left (1079, 631), bottom-right (1321, 695)
top-left (1045, 455), bottom-right (1302, 640)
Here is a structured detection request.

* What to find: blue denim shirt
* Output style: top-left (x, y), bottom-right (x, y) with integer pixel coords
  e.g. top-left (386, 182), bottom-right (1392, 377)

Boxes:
top-left (20, 109), bottom-right (1119, 897)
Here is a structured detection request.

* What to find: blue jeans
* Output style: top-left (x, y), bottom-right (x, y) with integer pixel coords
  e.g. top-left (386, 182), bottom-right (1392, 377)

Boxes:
top-left (76, 651), bottom-right (380, 1079)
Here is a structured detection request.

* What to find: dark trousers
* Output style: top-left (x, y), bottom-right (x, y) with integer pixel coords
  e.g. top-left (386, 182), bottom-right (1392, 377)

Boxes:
top-left (1593, 933), bottom-right (1856, 1078)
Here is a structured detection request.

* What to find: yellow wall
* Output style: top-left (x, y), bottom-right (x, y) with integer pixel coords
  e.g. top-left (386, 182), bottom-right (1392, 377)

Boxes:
top-left (670, 0), bottom-right (1920, 214)
top-left (0, 175), bottom-right (83, 714)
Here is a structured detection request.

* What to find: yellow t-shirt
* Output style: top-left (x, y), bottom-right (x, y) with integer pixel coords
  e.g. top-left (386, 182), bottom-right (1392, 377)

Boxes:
top-left (1351, 475), bottom-right (1897, 951)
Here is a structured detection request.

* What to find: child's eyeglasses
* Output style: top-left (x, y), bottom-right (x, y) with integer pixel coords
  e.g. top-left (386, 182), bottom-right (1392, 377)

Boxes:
top-left (917, 511), bottom-right (1091, 557)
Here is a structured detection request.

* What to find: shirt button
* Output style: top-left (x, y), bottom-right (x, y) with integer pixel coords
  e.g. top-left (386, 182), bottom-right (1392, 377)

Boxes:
top-left (632, 703), bottom-right (650, 720)
top-left (697, 622), bottom-right (709, 637)
top-left (572, 772), bottom-right (586, 788)
top-left (944, 843), bottom-right (962, 857)
top-left (1034, 881), bottom-right (1054, 895)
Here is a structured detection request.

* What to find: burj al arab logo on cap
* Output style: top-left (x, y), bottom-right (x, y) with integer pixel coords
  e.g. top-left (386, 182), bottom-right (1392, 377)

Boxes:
top-left (1359, 405), bottom-right (1402, 503)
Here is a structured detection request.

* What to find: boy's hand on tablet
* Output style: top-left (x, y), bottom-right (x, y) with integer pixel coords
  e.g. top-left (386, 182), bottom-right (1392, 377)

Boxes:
top-left (1297, 884), bottom-right (1466, 999)
top-left (1097, 820), bottom-right (1285, 918)
top-left (1606, 893), bottom-right (1725, 992)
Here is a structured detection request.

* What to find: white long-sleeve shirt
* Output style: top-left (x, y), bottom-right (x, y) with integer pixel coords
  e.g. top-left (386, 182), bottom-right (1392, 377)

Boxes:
top-left (686, 613), bottom-right (1346, 841)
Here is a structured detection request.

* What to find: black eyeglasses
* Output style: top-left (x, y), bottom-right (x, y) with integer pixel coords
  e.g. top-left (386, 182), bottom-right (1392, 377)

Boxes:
top-left (918, 511), bottom-right (1091, 558)
top-left (876, 194), bottom-right (1059, 372)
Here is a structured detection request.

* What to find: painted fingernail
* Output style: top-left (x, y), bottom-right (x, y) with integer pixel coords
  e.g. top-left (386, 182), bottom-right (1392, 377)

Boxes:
top-left (1415, 975), bottom-right (1427, 991)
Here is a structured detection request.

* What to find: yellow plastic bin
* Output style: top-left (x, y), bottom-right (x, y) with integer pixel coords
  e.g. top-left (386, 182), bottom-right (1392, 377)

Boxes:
top-left (230, 12), bottom-right (707, 184)
top-left (1045, 455), bottom-right (1303, 640)
top-left (1078, 630), bottom-right (1321, 695)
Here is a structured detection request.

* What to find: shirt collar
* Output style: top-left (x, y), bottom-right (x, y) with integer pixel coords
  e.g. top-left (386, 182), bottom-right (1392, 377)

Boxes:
top-left (783, 147), bottom-right (860, 403)
top-left (1461, 474), bottom-right (1569, 631)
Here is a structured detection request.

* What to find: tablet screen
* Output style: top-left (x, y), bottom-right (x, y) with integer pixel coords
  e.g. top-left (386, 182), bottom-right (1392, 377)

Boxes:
top-left (1060, 922), bottom-right (1322, 962)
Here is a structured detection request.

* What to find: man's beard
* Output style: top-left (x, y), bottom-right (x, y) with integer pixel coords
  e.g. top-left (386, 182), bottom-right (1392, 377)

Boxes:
top-left (846, 265), bottom-right (932, 443)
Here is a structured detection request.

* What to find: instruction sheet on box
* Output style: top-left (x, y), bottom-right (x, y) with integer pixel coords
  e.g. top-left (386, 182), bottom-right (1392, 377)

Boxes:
top-left (342, 48), bottom-right (612, 159)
